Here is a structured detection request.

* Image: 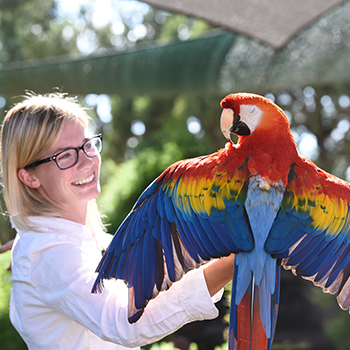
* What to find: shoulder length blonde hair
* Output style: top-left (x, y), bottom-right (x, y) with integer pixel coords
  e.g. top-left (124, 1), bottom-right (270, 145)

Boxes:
top-left (0, 92), bottom-right (105, 233)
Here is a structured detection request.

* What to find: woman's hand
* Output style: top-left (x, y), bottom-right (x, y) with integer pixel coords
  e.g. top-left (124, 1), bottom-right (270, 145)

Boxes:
top-left (0, 239), bottom-right (14, 271)
top-left (203, 254), bottom-right (235, 297)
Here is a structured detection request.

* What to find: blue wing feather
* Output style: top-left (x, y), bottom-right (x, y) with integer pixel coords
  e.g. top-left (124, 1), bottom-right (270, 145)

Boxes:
top-left (223, 208), bottom-right (254, 251)
top-left (185, 219), bottom-right (215, 258)
top-left (130, 237), bottom-right (144, 309)
top-left (174, 216), bottom-right (206, 263)
top-left (286, 233), bottom-right (317, 259)
top-left (283, 235), bottom-right (316, 267)
top-left (160, 217), bottom-right (176, 282)
top-left (118, 250), bottom-right (130, 281)
top-left (199, 217), bottom-right (234, 254)
top-left (163, 192), bottom-right (176, 223)
top-left (324, 245), bottom-right (350, 287)
top-left (147, 194), bottom-right (159, 227)
top-left (157, 190), bottom-right (167, 219)
top-left (141, 229), bottom-right (152, 300)
top-left (192, 214), bottom-right (230, 256)
top-left (291, 239), bottom-right (329, 273)
top-left (311, 244), bottom-right (347, 288)
top-left (121, 214), bottom-right (141, 251)
top-left (267, 221), bottom-right (308, 258)
top-left (301, 240), bottom-right (343, 276)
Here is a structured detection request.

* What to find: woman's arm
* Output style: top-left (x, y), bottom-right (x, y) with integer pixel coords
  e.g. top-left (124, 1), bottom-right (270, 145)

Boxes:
top-left (203, 254), bottom-right (235, 297)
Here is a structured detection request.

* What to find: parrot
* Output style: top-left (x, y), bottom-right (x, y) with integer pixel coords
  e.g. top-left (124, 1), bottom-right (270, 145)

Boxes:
top-left (92, 93), bottom-right (350, 350)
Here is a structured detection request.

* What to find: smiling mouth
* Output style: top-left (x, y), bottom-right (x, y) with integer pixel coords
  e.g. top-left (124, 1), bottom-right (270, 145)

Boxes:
top-left (73, 174), bottom-right (95, 186)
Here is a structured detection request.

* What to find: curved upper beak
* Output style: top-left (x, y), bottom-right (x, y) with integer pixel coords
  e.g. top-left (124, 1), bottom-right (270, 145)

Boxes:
top-left (220, 109), bottom-right (234, 141)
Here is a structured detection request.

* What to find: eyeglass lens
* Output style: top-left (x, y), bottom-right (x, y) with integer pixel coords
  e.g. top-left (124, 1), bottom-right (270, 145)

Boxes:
top-left (56, 137), bottom-right (102, 169)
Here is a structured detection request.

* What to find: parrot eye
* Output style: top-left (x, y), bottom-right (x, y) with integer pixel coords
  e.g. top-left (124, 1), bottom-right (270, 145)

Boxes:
top-left (247, 105), bottom-right (256, 114)
top-left (239, 104), bottom-right (263, 133)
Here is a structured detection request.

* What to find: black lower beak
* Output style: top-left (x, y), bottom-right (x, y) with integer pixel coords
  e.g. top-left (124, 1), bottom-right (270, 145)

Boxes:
top-left (230, 113), bottom-right (251, 136)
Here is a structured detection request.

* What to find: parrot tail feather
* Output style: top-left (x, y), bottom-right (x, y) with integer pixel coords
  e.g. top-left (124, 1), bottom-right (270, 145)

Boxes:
top-left (229, 263), bottom-right (280, 350)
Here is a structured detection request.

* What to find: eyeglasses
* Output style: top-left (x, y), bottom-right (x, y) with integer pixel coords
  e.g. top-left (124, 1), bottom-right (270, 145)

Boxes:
top-left (25, 134), bottom-right (103, 170)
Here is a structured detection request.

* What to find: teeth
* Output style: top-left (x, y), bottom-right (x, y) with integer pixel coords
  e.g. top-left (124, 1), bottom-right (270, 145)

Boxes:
top-left (73, 174), bottom-right (94, 185)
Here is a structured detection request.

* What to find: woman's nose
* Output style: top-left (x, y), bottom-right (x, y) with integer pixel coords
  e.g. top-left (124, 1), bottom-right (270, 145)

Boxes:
top-left (77, 149), bottom-right (95, 168)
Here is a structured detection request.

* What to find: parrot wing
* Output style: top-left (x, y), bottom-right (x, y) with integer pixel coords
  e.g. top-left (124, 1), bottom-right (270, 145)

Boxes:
top-left (92, 150), bottom-right (254, 322)
top-left (265, 157), bottom-right (350, 311)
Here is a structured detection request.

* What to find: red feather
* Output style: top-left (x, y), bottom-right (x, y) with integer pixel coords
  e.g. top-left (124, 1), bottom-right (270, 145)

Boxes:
top-left (236, 289), bottom-right (268, 350)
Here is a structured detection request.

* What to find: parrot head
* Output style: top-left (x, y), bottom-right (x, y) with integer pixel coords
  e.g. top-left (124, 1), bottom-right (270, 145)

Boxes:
top-left (220, 93), bottom-right (291, 142)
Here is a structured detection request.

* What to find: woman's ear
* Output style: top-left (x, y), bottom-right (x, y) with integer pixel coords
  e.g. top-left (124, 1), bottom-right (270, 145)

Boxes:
top-left (17, 168), bottom-right (40, 188)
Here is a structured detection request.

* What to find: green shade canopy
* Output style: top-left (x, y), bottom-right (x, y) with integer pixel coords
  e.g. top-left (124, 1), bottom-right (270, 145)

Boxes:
top-left (0, 31), bottom-right (234, 98)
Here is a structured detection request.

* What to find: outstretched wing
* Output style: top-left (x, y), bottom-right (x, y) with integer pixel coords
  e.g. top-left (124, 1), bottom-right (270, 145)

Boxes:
top-left (92, 150), bottom-right (254, 322)
top-left (265, 157), bottom-right (350, 310)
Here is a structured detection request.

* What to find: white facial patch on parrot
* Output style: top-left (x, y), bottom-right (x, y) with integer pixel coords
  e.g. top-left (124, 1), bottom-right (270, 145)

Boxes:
top-left (239, 104), bottom-right (263, 133)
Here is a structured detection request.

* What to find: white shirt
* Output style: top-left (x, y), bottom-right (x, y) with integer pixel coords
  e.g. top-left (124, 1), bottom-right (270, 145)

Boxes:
top-left (10, 217), bottom-right (222, 350)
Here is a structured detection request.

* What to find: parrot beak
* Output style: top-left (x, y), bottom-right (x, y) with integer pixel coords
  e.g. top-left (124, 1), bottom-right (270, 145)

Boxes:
top-left (220, 109), bottom-right (234, 141)
top-left (221, 108), bottom-right (251, 141)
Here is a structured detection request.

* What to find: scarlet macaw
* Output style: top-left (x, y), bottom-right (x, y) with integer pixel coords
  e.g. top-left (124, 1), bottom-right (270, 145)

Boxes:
top-left (92, 93), bottom-right (350, 350)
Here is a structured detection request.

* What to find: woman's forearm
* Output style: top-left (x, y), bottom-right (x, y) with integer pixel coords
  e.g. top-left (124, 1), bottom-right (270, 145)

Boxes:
top-left (203, 254), bottom-right (235, 297)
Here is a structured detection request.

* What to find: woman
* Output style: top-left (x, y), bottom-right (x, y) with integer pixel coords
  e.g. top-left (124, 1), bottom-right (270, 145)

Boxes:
top-left (0, 92), bottom-right (234, 350)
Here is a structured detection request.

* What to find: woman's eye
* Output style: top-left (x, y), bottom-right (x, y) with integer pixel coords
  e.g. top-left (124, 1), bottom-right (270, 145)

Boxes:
top-left (57, 151), bottom-right (73, 161)
top-left (84, 142), bottom-right (92, 150)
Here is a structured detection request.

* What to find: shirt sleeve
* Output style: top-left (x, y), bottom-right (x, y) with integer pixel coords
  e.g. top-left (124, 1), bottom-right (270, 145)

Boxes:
top-left (30, 238), bottom-right (223, 347)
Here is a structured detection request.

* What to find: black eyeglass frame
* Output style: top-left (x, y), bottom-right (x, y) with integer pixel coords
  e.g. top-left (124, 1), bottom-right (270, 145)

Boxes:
top-left (25, 134), bottom-right (103, 170)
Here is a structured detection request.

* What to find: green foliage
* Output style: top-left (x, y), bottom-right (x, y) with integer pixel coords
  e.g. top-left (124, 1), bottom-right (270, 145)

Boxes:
top-left (0, 313), bottom-right (27, 350)
top-left (143, 340), bottom-right (208, 350)
top-left (0, 251), bottom-right (11, 312)
top-left (0, 0), bottom-right (62, 61)
top-left (214, 343), bottom-right (228, 350)
top-left (103, 93), bottom-right (224, 162)
top-left (271, 86), bottom-right (350, 177)
top-left (157, 14), bottom-right (214, 41)
top-left (0, 251), bottom-right (26, 349)
top-left (145, 342), bottom-right (180, 350)
top-left (326, 310), bottom-right (350, 350)
top-left (307, 283), bottom-right (350, 350)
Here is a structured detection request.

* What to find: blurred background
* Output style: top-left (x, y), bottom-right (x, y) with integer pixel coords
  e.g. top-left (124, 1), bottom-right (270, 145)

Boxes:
top-left (1, 0), bottom-right (350, 349)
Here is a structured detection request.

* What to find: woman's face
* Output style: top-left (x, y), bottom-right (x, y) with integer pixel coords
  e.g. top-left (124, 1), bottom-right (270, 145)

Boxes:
top-left (29, 119), bottom-right (101, 224)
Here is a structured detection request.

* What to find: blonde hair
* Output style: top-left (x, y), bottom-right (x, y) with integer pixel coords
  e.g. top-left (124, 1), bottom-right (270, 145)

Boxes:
top-left (0, 92), bottom-right (105, 233)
